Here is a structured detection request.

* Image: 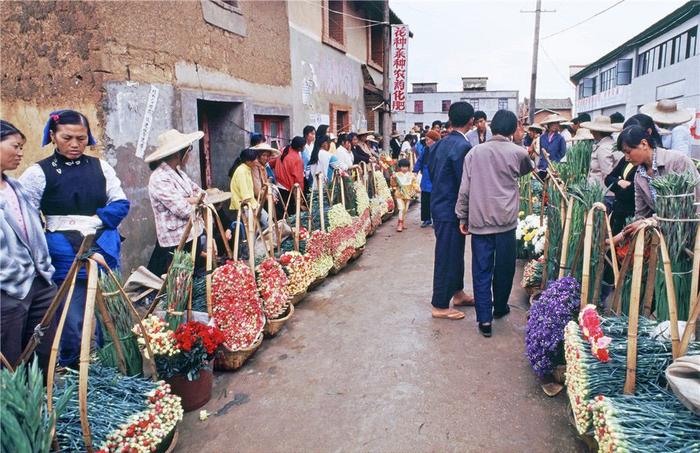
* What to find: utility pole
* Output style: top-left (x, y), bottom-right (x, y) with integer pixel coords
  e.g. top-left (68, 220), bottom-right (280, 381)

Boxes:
top-left (381, 0), bottom-right (391, 152)
top-left (522, 1), bottom-right (555, 124)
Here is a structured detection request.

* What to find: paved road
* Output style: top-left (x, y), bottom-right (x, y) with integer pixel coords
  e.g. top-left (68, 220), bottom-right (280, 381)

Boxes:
top-left (176, 207), bottom-right (584, 453)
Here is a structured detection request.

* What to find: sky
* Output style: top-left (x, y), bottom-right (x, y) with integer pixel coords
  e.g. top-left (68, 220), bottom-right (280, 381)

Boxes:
top-left (390, 0), bottom-right (688, 102)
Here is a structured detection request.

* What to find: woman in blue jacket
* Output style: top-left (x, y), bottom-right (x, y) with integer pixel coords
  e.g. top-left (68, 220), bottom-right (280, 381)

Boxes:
top-left (413, 130), bottom-right (440, 227)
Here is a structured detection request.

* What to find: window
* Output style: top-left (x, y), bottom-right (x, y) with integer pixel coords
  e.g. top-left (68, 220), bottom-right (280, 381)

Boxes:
top-left (254, 115), bottom-right (288, 150)
top-left (616, 59), bottom-right (632, 85)
top-left (600, 67), bottom-right (616, 92)
top-left (441, 100), bottom-right (451, 112)
top-left (414, 100), bottom-right (423, 113)
top-left (463, 98), bottom-right (479, 109)
top-left (330, 104), bottom-right (351, 135)
top-left (200, 0), bottom-right (246, 36)
top-left (498, 98), bottom-right (508, 110)
top-left (581, 78), bottom-right (595, 98)
top-left (324, 0), bottom-right (345, 49)
top-left (636, 26), bottom-right (697, 77)
top-left (369, 24), bottom-right (384, 69)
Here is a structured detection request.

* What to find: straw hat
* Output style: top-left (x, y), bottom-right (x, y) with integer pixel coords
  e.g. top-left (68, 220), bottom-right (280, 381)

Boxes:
top-left (328, 132), bottom-right (337, 141)
top-left (581, 116), bottom-right (622, 133)
top-left (391, 132), bottom-right (401, 138)
top-left (205, 187), bottom-right (232, 205)
top-left (357, 128), bottom-right (375, 136)
top-left (640, 99), bottom-right (693, 126)
top-left (252, 143), bottom-right (280, 158)
top-left (144, 129), bottom-right (204, 163)
top-left (527, 123), bottom-right (544, 132)
top-left (540, 113), bottom-right (568, 125)
top-left (366, 134), bottom-right (379, 143)
top-left (567, 127), bottom-right (594, 142)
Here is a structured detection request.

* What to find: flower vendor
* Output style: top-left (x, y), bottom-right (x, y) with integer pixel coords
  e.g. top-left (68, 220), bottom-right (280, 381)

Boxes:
top-left (391, 158), bottom-right (420, 232)
top-left (270, 136), bottom-right (305, 215)
top-left (580, 115), bottom-right (623, 210)
top-left (1, 120), bottom-right (56, 374)
top-left (145, 129), bottom-right (205, 277)
top-left (19, 110), bottom-right (130, 368)
top-left (456, 110), bottom-right (534, 337)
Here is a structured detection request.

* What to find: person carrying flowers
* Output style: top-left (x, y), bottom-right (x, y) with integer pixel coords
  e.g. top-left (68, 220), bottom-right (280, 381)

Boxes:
top-left (391, 158), bottom-right (419, 232)
top-left (20, 110), bottom-right (130, 368)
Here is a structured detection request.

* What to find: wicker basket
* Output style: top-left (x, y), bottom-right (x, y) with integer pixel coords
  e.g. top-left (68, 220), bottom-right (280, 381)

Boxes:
top-left (351, 246), bottom-right (365, 261)
top-left (214, 331), bottom-right (263, 371)
top-left (290, 291), bottom-right (307, 305)
top-left (155, 426), bottom-right (179, 453)
top-left (263, 303), bottom-right (294, 337)
top-left (308, 271), bottom-right (328, 290)
top-left (381, 211), bottom-right (394, 223)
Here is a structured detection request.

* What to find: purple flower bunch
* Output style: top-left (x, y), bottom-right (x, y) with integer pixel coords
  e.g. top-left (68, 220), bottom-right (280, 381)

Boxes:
top-left (525, 276), bottom-right (581, 378)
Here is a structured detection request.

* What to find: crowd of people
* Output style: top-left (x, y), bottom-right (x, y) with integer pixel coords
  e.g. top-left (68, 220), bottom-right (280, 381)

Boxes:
top-left (1, 98), bottom-right (697, 373)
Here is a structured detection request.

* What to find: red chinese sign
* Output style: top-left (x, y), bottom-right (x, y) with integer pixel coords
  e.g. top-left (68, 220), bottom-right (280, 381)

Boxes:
top-left (391, 25), bottom-right (409, 113)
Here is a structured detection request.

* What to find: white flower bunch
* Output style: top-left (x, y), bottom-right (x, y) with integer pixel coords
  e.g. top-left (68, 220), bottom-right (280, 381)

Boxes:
top-left (353, 181), bottom-right (371, 214)
top-left (328, 204), bottom-right (353, 230)
top-left (132, 315), bottom-right (180, 357)
top-left (516, 214), bottom-right (547, 257)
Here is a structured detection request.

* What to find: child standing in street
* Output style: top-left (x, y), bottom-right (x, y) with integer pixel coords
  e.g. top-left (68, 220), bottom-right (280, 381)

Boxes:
top-left (391, 159), bottom-right (420, 232)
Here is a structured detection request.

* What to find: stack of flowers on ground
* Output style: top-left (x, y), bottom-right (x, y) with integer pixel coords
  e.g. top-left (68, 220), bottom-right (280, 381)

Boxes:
top-left (211, 261), bottom-right (265, 350)
top-left (373, 171), bottom-right (394, 212)
top-left (305, 230), bottom-right (334, 278)
top-left (525, 277), bottom-right (580, 378)
top-left (256, 257), bottom-right (290, 320)
top-left (516, 213), bottom-right (546, 259)
top-left (328, 204), bottom-right (357, 269)
top-left (279, 251), bottom-right (315, 296)
top-left (563, 310), bottom-right (697, 434)
top-left (53, 365), bottom-right (183, 453)
top-left (521, 256), bottom-right (544, 290)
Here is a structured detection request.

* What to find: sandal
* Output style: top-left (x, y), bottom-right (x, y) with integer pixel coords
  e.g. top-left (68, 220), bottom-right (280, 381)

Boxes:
top-left (453, 295), bottom-right (475, 307)
top-left (431, 308), bottom-right (465, 320)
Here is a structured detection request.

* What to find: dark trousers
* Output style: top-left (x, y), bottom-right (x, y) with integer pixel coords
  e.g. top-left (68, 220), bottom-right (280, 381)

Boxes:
top-left (471, 228), bottom-right (517, 323)
top-left (431, 221), bottom-right (465, 309)
top-left (55, 279), bottom-right (104, 367)
top-left (1, 279), bottom-right (57, 372)
top-left (420, 191), bottom-right (432, 222)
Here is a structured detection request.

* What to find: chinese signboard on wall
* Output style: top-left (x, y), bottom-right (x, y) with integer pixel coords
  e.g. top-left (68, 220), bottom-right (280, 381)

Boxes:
top-left (391, 25), bottom-right (409, 112)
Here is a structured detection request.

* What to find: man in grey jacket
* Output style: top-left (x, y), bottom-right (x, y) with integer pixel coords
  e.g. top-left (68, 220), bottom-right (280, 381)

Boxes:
top-left (455, 110), bottom-right (534, 337)
top-left (1, 120), bottom-right (56, 371)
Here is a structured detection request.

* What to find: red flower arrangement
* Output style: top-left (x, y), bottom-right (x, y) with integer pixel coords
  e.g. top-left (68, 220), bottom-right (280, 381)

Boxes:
top-left (211, 261), bottom-right (265, 351)
top-left (578, 305), bottom-right (611, 362)
top-left (174, 321), bottom-right (225, 355)
top-left (256, 257), bottom-right (290, 319)
top-left (297, 226), bottom-right (309, 241)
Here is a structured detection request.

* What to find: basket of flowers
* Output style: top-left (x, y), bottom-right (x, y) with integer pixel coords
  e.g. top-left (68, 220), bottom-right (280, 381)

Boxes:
top-left (516, 212), bottom-right (547, 259)
top-left (306, 230), bottom-right (333, 288)
top-left (210, 261), bottom-right (266, 371)
top-left (373, 171), bottom-right (395, 221)
top-left (256, 257), bottom-right (294, 337)
top-left (328, 203), bottom-right (357, 273)
top-left (521, 256), bottom-right (544, 297)
top-left (279, 251), bottom-right (315, 304)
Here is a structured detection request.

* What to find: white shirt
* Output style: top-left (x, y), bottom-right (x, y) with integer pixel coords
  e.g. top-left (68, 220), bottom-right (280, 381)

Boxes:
top-left (662, 124), bottom-right (691, 157)
top-left (335, 145), bottom-right (354, 170)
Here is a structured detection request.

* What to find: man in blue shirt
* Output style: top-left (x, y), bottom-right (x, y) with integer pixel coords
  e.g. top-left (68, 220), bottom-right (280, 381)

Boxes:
top-left (537, 113), bottom-right (567, 178)
top-left (427, 102), bottom-right (475, 319)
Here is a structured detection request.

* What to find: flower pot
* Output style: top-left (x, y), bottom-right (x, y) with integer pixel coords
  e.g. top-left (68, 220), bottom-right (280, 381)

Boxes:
top-left (264, 303), bottom-right (294, 338)
top-left (166, 369), bottom-right (213, 412)
top-left (214, 332), bottom-right (264, 371)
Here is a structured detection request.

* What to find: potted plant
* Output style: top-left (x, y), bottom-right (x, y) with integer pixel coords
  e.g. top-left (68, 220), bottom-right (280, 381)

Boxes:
top-left (134, 315), bottom-right (225, 411)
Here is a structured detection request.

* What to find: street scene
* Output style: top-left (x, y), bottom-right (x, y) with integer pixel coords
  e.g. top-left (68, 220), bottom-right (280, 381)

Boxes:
top-left (1, 1), bottom-right (699, 452)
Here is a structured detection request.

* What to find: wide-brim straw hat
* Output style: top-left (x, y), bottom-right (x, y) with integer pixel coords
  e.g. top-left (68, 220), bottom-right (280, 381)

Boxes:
top-left (640, 99), bottom-right (693, 126)
top-left (205, 188), bottom-right (232, 205)
top-left (357, 128), bottom-right (375, 136)
top-left (568, 127), bottom-right (594, 142)
top-left (252, 143), bottom-right (280, 158)
top-left (366, 134), bottom-right (379, 143)
top-left (540, 113), bottom-right (568, 125)
top-left (527, 123), bottom-right (544, 132)
top-left (391, 132), bottom-right (401, 138)
top-left (144, 129), bottom-right (204, 163)
top-left (581, 116), bottom-right (622, 133)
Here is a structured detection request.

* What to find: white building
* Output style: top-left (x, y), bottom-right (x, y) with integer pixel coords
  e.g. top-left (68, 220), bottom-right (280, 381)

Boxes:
top-left (394, 77), bottom-right (518, 133)
top-left (570, 1), bottom-right (699, 156)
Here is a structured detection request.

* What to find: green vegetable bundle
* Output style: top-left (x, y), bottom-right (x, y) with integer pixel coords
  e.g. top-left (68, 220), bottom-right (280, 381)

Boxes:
top-left (564, 316), bottom-right (700, 434)
top-left (1, 358), bottom-right (73, 453)
top-left (558, 139), bottom-right (592, 186)
top-left (651, 171), bottom-right (699, 321)
top-left (545, 178), bottom-right (566, 281)
top-left (519, 175), bottom-right (542, 215)
top-left (163, 250), bottom-right (194, 330)
top-left (97, 272), bottom-right (143, 376)
top-left (329, 174), bottom-right (356, 216)
top-left (592, 388), bottom-right (700, 452)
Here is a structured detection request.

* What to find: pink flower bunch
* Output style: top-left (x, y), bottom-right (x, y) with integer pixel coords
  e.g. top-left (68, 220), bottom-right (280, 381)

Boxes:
top-left (579, 305), bottom-right (611, 362)
top-left (211, 261), bottom-right (265, 350)
top-left (98, 382), bottom-right (183, 453)
top-left (256, 257), bottom-right (290, 319)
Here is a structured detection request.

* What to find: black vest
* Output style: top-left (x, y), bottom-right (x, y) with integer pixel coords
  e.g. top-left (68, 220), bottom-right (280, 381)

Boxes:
top-left (37, 151), bottom-right (108, 216)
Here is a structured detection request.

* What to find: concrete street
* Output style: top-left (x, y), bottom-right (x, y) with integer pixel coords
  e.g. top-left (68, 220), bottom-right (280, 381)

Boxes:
top-left (176, 207), bottom-right (584, 453)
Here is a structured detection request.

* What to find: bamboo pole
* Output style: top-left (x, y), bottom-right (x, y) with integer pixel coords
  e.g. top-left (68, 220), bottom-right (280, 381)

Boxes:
top-left (558, 198), bottom-right (574, 279)
top-left (580, 207), bottom-right (596, 309)
top-left (679, 291), bottom-right (700, 356)
top-left (690, 227), bottom-right (700, 315)
top-left (642, 234), bottom-right (660, 317)
top-left (246, 205), bottom-right (256, 271)
top-left (318, 173), bottom-right (326, 232)
top-left (94, 290), bottom-right (127, 375)
top-left (611, 238), bottom-right (636, 316)
top-left (205, 207), bottom-right (214, 315)
top-left (657, 233), bottom-right (681, 359)
top-left (78, 259), bottom-right (100, 453)
top-left (0, 353), bottom-right (14, 372)
top-left (294, 183), bottom-right (301, 252)
top-left (266, 184), bottom-right (280, 255)
top-left (624, 227), bottom-right (647, 395)
top-left (233, 207), bottom-right (243, 261)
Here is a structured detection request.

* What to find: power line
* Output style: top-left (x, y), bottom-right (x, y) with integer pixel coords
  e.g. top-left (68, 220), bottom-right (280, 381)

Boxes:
top-left (539, 43), bottom-right (574, 88)
top-left (542, 0), bottom-right (626, 40)
top-left (304, 0), bottom-right (386, 25)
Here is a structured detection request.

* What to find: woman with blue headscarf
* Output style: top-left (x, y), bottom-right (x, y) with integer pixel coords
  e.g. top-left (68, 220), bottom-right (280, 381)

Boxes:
top-left (19, 109), bottom-right (130, 368)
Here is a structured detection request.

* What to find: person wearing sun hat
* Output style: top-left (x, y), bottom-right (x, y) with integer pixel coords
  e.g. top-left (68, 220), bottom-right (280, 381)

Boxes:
top-left (250, 143), bottom-right (280, 202)
top-left (145, 128), bottom-right (206, 277)
top-left (19, 110), bottom-right (130, 368)
top-left (582, 116), bottom-right (623, 206)
top-left (536, 113), bottom-right (568, 177)
top-left (641, 99), bottom-right (694, 157)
